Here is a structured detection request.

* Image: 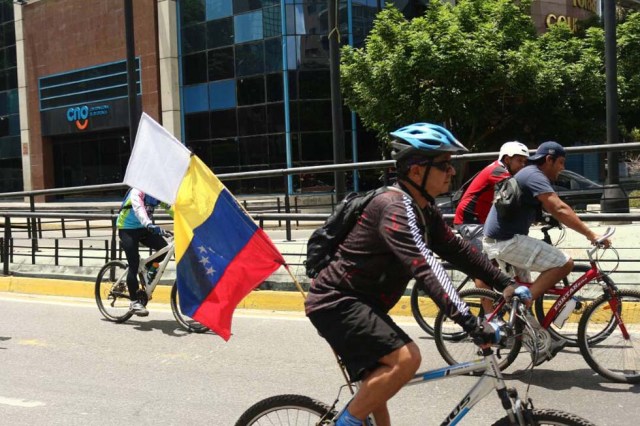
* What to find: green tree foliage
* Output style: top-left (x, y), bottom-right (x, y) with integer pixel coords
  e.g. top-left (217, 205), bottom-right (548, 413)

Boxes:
top-left (618, 12), bottom-right (640, 140)
top-left (340, 0), bottom-right (629, 154)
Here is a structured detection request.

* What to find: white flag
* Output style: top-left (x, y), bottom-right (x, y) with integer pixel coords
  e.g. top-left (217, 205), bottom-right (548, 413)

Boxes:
top-left (123, 113), bottom-right (190, 204)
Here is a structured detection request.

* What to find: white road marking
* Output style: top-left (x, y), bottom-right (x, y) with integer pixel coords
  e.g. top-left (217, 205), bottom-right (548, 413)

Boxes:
top-left (0, 396), bottom-right (45, 408)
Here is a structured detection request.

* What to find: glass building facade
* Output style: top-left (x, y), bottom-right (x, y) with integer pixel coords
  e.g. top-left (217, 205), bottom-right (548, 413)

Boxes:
top-left (0, 0), bottom-right (20, 193)
top-left (178, 0), bottom-right (382, 193)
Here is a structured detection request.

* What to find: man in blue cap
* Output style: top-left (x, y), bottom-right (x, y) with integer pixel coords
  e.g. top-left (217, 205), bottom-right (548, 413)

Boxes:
top-left (482, 141), bottom-right (611, 365)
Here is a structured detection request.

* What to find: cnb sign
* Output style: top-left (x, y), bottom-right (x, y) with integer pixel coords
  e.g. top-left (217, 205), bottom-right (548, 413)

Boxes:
top-left (66, 105), bottom-right (110, 131)
top-left (67, 105), bottom-right (90, 130)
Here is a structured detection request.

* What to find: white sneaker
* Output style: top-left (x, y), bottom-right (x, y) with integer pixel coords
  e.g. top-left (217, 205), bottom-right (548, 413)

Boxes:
top-left (130, 301), bottom-right (149, 317)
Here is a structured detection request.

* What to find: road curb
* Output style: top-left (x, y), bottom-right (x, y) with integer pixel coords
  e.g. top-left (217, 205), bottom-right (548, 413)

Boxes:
top-left (0, 276), bottom-right (415, 316)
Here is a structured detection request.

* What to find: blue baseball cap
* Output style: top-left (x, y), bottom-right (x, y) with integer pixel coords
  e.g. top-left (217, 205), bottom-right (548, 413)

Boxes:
top-left (529, 141), bottom-right (566, 162)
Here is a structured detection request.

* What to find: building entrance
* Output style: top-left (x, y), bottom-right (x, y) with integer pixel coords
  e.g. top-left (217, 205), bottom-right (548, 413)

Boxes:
top-left (52, 130), bottom-right (131, 191)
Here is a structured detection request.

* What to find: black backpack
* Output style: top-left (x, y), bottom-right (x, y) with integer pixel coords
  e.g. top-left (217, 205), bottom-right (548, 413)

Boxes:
top-left (305, 187), bottom-right (389, 279)
top-left (493, 176), bottom-right (523, 220)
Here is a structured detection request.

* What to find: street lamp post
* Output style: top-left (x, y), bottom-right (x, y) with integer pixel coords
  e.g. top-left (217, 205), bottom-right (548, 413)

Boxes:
top-left (124, 0), bottom-right (138, 150)
top-left (328, 0), bottom-right (347, 200)
top-left (600, 0), bottom-right (629, 213)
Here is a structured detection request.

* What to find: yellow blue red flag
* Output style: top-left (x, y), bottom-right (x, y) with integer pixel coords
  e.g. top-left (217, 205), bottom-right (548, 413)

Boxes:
top-left (124, 113), bottom-right (285, 340)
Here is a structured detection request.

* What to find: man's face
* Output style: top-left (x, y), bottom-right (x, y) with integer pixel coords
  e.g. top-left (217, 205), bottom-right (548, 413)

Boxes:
top-left (411, 153), bottom-right (456, 197)
top-left (504, 154), bottom-right (528, 175)
top-left (541, 155), bottom-right (565, 180)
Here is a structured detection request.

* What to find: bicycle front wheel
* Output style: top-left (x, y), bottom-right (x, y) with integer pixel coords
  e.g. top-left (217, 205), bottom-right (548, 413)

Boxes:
top-left (578, 288), bottom-right (640, 383)
top-left (410, 266), bottom-right (473, 337)
top-left (235, 394), bottom-right (335, 426)
top-left (95, 260), bottom-right (134, 323)
top-left (170, 282), bottom-right (209, 333)
top-left (491, 408), bottom-right (596, 426)
top-left (434, 289), bottom-right (522, 372)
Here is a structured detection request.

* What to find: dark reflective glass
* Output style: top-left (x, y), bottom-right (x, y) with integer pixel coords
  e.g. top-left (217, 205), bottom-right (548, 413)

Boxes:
top-left (235, 41), bottom-right (264, 77)
top-left (268, 134), bottom-right (287, 166)
top-left (264, 37), bottom-right (282, 73)
top-left (266, 73), bottom-right (283, 102)
top-left (184, 112), bottom-right (210, 142)
top-left (181, 0), bottom-right (206, 26)
top-left (287, 70), bottom-right (298, 100)
top-left (182, 52), bottom-right (208, 85)
top-left (262, 6), bottom-right (281, 38)
top-left (299, 35), bottom-right (329, 69)
top-left (238, 106), bottom-right (267, 136)
top-left (182, 24), bottom-right (206, 54)
top-left (299, 70), bottom-right (329, 100)
top-left (288, 100), bottom-right (299, 131)
top-left (266, 102), bottom-right (285, 134)
top-left (210, 138), bottom-right (239, 170)
top-left (207, 47), bottom-right (234, 81)
top-left (233, 0), bottom-right (264, 14)
top-left (239, 136), bottom-right (269, 169)
top-left (207, 18), bottom-right (234, 49)
top-left (299, 100), bottom-right (331, 131)
top-left (210, 109), bottom-right (238, 138)
top-left (237, 76), bottom-right (265, 106)
top-left (300, 132), bottom-right (333, 162)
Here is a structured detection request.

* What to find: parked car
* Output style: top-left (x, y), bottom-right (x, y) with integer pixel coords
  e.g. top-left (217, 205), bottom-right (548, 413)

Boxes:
top-left (437, 169), bottom-right (604, 214)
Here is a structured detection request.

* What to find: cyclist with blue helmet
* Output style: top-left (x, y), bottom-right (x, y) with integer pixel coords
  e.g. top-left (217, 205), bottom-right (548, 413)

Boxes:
top-left (305, 123), bottom-right (515, 426)
top-left (117, 188), bottom-right (173, 316)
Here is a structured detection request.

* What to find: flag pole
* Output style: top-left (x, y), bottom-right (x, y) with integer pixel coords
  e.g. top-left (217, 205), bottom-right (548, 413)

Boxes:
top-left (283, 263), bottom-right (355, 394)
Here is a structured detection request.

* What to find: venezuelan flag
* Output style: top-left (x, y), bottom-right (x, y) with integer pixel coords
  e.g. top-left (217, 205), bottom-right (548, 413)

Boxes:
top-left (174, 156), bottom-right (285, 340)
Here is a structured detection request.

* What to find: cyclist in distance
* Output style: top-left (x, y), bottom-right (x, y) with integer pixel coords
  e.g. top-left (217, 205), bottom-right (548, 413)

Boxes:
top-left (304, 123), bottom-right (520, 426)
top-left (483, 141), bottom-right (612, 364)
top-left (117, 188), bottom-right (172, 316)
top-left (454, 141), bottom-right (529, 317)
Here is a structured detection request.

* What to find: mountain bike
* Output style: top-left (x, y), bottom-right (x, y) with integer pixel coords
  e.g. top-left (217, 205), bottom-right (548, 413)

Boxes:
top-left (434, 227), bottom-right (640, 383)
top-left (413, 220), bottom-right (600, 346)
top-left (235, 305), bottom-right (596, 425)
top-left (94, 231), bottom-right (208, 333)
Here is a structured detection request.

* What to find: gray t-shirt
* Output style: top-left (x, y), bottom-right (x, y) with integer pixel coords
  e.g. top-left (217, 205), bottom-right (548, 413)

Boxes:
top-left (484, 165), bottom-right (555, 240)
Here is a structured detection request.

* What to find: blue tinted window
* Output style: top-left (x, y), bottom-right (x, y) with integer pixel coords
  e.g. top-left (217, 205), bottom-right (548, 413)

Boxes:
top-left (236, 41), bottom-right (265, 76)
top-left (209, 79), bottom-right (236, 110)
top-left (206, 0), bottom-right (232, 20)
top-left (183, 84), bottom-right (209, 113)
top-left (234, 11), bottom-right (263, 44)
top-left (263, 6), bottom-right (281, 38)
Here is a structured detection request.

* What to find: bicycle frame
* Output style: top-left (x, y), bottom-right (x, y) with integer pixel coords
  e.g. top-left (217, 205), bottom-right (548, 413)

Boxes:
top-left (136, 237), bottom-right (175, 299)
top-left (340, 349), bottom-right (524, 426)
top-left (488, 227), bottom-right (617, 330)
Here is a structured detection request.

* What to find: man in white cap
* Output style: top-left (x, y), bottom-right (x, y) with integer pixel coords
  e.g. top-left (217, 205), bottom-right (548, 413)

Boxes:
top-left (454, 141), bottom-right (529, 313)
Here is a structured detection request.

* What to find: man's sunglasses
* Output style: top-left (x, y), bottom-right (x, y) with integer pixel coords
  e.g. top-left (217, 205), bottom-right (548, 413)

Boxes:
top-left (418, 159), bottom-right (454, 172)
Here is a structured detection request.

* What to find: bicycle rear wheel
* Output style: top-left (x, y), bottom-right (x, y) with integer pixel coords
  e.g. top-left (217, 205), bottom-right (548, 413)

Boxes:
top-left (434, 289), bottom-right (522, 372)
top-left (235, 394), bottom-right (335, 426)
top-left (95, 260), bottom-right (134, 323)
top-left (410, 266), bottom-right (472, 337)
top-left (170, 282), bottom-right (209, 333)
top-left (491, 408), bottom-right (596, 425)
top-left (578, 288), bottom-right (640, 383)
top-left (534, 264), bottom-right (603, 347)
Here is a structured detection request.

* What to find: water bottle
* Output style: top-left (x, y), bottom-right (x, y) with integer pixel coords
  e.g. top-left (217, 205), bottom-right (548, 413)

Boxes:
top-left (553, 297), bottom-right (578, 328)
top-left (146, 262), bottom-right (160, 284)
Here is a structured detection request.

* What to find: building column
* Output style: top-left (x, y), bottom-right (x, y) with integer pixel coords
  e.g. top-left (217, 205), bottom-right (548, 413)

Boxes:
top-left (14, 3), bottom-right (31, 191)
top-left (157, 0), bottom-right (181, 138)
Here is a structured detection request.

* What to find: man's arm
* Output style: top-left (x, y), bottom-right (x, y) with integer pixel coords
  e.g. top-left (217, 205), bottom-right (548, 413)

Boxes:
top-left (538, 192), bottom-right (610, 247)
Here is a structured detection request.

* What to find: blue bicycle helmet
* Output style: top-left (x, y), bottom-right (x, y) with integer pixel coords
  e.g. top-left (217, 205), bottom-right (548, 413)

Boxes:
top-left (390, 123), bottom-right (468, 161)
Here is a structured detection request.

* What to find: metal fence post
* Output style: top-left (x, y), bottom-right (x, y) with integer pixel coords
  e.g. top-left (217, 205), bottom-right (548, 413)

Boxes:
top-left (3, 216), bottom-right (10, 275)
top-left (29, 195), bottom-right (39, 251)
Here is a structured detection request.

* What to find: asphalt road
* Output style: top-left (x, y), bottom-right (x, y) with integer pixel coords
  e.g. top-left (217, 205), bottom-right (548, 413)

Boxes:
top-left (0, 293), bottom-right (638, 425)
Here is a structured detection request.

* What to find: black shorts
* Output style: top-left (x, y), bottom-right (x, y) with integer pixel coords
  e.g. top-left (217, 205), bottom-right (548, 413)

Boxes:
top-left (307, 299), bottom-right (413, 382)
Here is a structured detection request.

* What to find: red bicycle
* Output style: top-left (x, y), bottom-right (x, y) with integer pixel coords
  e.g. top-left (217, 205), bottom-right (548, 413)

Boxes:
top-left (434, 226), bottom-right (640, 383)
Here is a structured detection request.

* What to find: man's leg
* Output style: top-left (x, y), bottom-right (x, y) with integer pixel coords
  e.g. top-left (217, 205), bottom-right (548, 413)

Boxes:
top-left (118, 229), bottom-right (141, 300)
top-left (347, 342), bottom-right (421, 426)
top-left (529, 260), bottom-right (573, 300)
